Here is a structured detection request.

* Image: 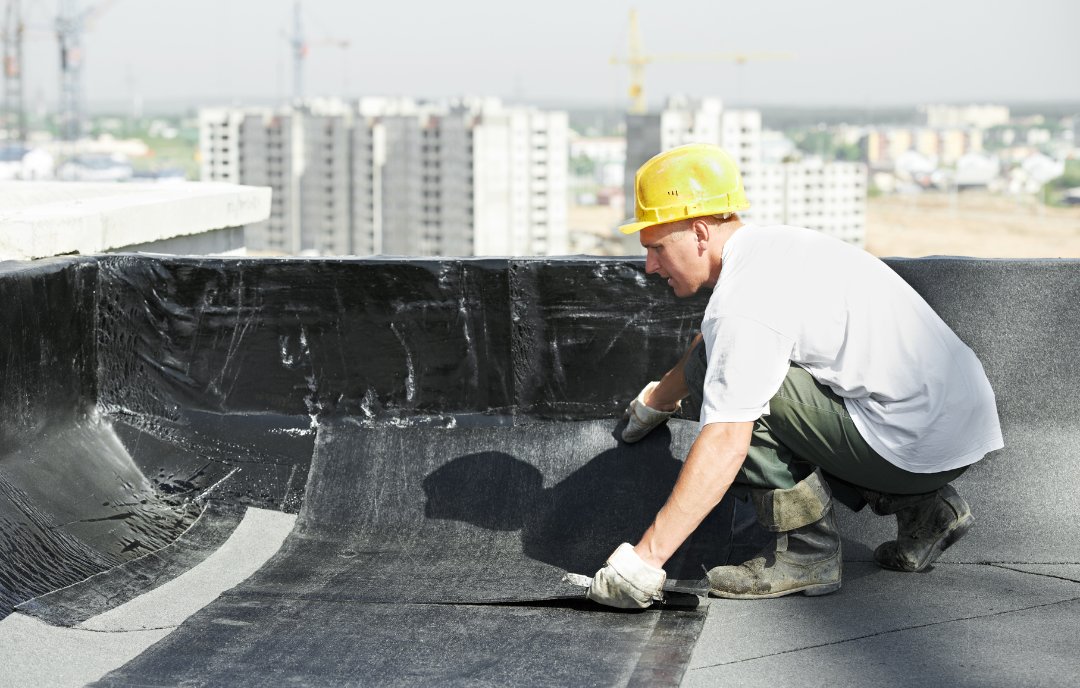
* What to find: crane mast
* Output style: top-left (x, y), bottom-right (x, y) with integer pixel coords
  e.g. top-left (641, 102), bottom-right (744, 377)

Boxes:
top-left (55, 0), bottom-right (120, 142)
top-left (290, 1), bottom-right (305, 100)
top-left (56, 0), bottom-right (93, 141)
top-left (2, 0), bottom-right (25, 141)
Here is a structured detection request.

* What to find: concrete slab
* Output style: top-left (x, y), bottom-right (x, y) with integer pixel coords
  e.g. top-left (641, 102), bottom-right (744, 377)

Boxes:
top-left (685, 562), bottom-right (1080, 686)
top-left (991, 564), bottom-right (1080, 584)
top-left (0, 614), bottom-right (171, 688)
top-left (0, 181), bottom-right (270, 260)
top-left (686, 598), bottom-right (1080, 687)
top-left (0, 507), bottom-right (295, 688)
top-left (17, 502), bottom-right (245, 627)
top-left (79, 507), bottom-right (295, 632)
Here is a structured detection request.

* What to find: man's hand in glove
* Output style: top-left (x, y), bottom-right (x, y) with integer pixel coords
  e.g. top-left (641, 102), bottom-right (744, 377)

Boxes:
top-left (586, 543), bottom-right (666, 609)
top-left (622, 381), bottom-right (680, 443)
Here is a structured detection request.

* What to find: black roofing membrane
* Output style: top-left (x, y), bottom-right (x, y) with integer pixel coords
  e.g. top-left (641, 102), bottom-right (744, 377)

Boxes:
top-left (15, 501), bottom-right (246, 627)
top-left (5, 254), bottom-right (1079, 685)
top-left (227, 419), bottom-right (727, 605)
top-left (88, 597), bottom-right (706, 688)
top-left (0, 255), bottom-right (719, 685)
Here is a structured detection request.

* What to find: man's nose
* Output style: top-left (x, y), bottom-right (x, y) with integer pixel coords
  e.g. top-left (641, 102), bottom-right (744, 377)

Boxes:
top-left (645, 249), bottom-right (660, 274)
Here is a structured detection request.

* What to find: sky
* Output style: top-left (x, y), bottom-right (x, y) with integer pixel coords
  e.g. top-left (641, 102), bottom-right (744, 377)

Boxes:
top-left (14, 0), bottom-right (1080, 113)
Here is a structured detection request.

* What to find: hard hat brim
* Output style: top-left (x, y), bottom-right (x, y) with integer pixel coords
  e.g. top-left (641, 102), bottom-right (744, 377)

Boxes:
top-left (618, 202), bottom-right (751, 235)
top-left (618, 218), bottom-right (655, 235)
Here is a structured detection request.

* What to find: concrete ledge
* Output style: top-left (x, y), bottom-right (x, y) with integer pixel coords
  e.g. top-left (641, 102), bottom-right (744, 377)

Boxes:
top-left (0, 182), bottom-right (271, 260)
top-left (111, 226), bottom-right (246, 256)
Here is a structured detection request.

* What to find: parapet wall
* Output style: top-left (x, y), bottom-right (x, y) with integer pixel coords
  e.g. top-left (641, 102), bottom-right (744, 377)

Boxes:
top-left (1, 253), bottom-right (1079, 619)
top-left (92, 256), bottom-right (707, 426)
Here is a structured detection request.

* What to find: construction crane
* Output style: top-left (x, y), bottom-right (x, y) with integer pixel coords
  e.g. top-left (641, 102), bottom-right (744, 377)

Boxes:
top-left (288, 1), bottom-right (350, 101)
top-left (2, 0), bottom-right (25, 141)
top-left (611, 8), bottom-right (795, 114)
top-left (55, 0), bottom-right (120, 141)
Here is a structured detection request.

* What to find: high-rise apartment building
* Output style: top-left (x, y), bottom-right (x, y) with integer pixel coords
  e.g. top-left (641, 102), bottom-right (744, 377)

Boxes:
top-left (200, 97), bottom-right (568, 257)
top-left (624, 96), bottom-right (766, 226)
top-left (470, 106), bottom-right (568, 256)
top-left (751, 160), bottom-right (868, 248)
top-left (623, 95), bottom-right (867, 249)
top-left (201, 107), bottom-right (306, 254)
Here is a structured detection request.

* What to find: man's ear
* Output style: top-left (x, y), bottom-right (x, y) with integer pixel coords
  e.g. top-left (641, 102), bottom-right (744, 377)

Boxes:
top-left (693, 218), bottom-right (710, 250)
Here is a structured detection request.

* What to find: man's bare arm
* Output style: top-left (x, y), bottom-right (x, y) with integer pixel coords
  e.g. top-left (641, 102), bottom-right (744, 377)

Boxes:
top-left (633, 420), bottom-right (753, 569)
top-left (644, 333), bottom-right (703, 411)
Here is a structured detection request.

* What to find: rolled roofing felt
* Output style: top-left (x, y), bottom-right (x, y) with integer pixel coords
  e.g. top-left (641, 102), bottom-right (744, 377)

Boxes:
top-left (224, 419), bottom-right (730, 605)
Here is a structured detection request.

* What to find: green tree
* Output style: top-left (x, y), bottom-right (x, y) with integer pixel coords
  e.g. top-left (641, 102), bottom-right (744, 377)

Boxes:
top-left (835, 143), bottom-right (861, 162)
top-left (570, 154), bottom-right (595, 178)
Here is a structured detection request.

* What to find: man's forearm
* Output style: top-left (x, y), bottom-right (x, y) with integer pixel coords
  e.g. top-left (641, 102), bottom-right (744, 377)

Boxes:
top-left (633, 420), bottom-right (752, 569)
top-left (645, 334), bottom-right (703, 411)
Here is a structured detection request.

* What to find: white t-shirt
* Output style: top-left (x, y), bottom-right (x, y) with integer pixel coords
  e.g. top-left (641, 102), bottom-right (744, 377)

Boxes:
top-left (699, 224), bottom-right (1003, 474)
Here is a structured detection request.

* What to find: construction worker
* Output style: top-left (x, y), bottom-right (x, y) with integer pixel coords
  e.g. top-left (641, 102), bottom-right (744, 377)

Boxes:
top-left (585, 144), bottom-right (1003, 608)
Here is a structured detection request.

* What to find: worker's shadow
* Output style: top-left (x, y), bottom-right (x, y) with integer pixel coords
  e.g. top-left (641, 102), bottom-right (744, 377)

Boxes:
top-left (421, 424), bottom-right (733, 580)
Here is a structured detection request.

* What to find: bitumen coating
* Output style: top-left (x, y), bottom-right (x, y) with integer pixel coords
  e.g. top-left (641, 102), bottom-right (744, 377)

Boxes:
top-left (2, 254), bottom-right (1080, 686)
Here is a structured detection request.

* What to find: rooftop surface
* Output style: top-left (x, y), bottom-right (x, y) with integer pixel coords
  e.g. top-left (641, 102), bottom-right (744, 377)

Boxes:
top-left (0, 254), bottom-right (1077, 686)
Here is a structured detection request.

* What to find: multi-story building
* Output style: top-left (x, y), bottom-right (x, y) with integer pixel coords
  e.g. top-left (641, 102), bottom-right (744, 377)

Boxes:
top-left (623, 95), bottom-right (866, 248)
top-left (569, 134), bottom-right (626, 189)
top-left (751, 160), bottom-right (868, 247)
top-left (862, 126), bottom-right (983, 167)
top-left (920, 104), bottom-right (1009, 130)
top-left (470, 105), bottom-right (568, 256)
top-left (201, 106), bottom-right (305, 254)
top-left (625, 96), bottom-right (766, 224)
top-left (199, 109), bottom-right (243, 183)
top-left (199, 97), bottom-right (568, 257)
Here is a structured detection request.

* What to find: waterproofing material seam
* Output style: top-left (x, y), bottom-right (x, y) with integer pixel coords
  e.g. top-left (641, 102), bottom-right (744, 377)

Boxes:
top-left (0, 507), bottom-right (296, 688)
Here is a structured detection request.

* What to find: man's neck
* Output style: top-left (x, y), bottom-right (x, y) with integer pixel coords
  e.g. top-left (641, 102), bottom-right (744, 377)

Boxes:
top-left (706, 220), bottom-right (744, 288)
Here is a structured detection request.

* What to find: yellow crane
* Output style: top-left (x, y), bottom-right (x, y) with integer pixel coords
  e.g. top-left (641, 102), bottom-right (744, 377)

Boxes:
top-left (611, 8), bottom-right (795, 114)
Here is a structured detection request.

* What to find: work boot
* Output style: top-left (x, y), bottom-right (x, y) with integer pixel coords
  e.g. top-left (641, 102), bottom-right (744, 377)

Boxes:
top-left (708, 469), bottom-right (842, 599)
top-left (859, 484), bottom-right (974, 572)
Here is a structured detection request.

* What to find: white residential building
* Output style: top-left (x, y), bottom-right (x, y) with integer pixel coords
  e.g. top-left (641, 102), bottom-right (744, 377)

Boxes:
top-left (199, 97), bottom-right (568, 257)
top-left (625, 96), bottom-right (765, 224)
top-left (487, 107), bottom-right (568, 255)
top-left (624, 95), bottom-right (866, 250)
top-left (569, 135), bottom-right (626, 188)
top-left (751, 160), bottom-right (868, 247)
top-left (920, 104), bottom-right (1010, 130)
top-left (569, 136), bottom-right (626, 164)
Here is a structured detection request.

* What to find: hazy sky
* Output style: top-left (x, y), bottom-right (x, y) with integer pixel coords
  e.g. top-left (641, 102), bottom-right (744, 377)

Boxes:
top-left (15, 0), bottom-right (1080, 112)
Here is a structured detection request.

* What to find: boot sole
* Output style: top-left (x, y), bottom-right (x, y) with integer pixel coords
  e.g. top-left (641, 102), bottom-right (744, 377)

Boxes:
top-left (710, 581), bottom-right (841, 600)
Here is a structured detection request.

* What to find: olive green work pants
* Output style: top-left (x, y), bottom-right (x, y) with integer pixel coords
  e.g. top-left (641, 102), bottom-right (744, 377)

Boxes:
top-left (683, 341), bottom-right (966, 510)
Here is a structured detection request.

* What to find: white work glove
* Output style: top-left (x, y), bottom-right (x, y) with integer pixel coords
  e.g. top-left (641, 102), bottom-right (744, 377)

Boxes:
top-left (622, 381), bottom-right (680, 443)
top-left (585, 543), bottom-right (666, 609)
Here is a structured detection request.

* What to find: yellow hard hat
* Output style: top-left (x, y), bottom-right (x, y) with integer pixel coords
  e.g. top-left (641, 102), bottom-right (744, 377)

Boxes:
top-left (619, 143), bottom-right (750, 234)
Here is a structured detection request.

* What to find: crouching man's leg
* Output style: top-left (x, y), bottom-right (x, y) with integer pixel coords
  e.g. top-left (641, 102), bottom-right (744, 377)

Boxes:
top-left (684, 343), bottom-right (841, 598)
top-left (751, 365), bottom-right (974, 576)
top-left (857, 486), bottom-right (974, 572)
top-left (686, 348), bottom-right (974, 598)
top-left (710, 466), bottom-right (842, 599)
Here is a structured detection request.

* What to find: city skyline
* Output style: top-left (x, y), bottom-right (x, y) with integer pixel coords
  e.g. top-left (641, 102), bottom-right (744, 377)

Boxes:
top-left (9, 0), bottom-right (1080, 114)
